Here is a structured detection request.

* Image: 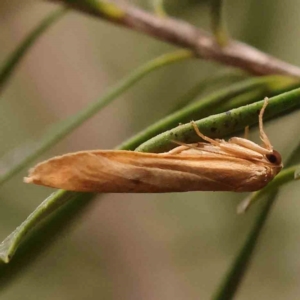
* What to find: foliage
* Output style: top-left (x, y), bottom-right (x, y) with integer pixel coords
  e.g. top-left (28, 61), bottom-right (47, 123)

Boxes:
top-left (1, 1), bottom-right (300, 299)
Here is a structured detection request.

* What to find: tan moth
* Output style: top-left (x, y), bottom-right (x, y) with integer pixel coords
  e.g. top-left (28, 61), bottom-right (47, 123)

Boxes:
top-left (24, 98), bottom-right (282, 198)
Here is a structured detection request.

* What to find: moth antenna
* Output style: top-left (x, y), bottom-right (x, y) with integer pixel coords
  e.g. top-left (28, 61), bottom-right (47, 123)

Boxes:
top-left (259, 97), bottom-right (273, 151)
top-left (191, 121), bottom-right (219, 146)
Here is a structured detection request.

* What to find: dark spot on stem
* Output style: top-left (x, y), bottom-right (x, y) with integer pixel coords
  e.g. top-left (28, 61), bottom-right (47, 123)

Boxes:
top-left (211, 127), bottom-right (217, 133)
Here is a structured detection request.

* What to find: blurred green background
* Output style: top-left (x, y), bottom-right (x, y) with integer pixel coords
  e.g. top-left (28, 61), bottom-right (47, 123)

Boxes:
top-left (1, 0), bottom-right (300, 299)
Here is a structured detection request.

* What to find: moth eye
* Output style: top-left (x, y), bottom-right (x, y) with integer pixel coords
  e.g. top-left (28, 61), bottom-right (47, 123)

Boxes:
top-left (266, 150), bottom-right (282, 165)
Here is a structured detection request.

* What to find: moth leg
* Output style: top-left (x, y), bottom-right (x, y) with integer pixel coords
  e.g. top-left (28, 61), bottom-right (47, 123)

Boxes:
top-left (244, 126), bottom-right (249, 140)
top-left (191, 121), bottom-right (220, 146)
top-left (170, 140), bottom-right (204, 152)
top-left (170, 140), bottom-right (223, 155)
top-left (259, 97), bottom-right (273, 150)
top-left (167, 144), bottom-right (190, 154)
top-left (228, 137), bottom-right (271, 155)
top-left (236, 192), bottom-right (258, 214)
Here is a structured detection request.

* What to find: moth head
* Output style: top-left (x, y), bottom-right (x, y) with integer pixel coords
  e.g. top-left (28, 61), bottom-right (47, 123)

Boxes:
top-left (265, 150), bottom-right (282, 167)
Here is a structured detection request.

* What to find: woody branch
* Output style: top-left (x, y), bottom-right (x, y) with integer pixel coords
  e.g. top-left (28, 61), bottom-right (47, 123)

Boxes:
top-left (46, 0), bottom-right (300, 78)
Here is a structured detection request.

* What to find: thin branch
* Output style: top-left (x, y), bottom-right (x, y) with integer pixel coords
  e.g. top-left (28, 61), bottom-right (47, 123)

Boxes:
top-left (46, 0), bottom-right (300, 77)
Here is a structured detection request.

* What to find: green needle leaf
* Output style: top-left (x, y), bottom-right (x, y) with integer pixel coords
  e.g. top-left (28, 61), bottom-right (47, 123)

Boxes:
top-left (0, 8), bottom-right (67, 93)
top-left (0, 50), bottom-right (193, 186)
top-left (135, 86), bottom-right (300, 153)
top-left (120, 75), bottom-right (295, 151)
top-left (213, 190), bottom-right (279, 300)
top-left (214, 116), bottom-right (300, 299)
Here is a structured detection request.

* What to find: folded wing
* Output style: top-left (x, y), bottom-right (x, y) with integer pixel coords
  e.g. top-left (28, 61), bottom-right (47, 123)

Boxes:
top-left (24, 150), bottom-right (271, 192)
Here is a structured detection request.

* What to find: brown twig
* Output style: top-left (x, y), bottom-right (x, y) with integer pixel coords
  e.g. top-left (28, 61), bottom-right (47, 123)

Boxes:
top-left (46, 0), bottom-right (300, 77)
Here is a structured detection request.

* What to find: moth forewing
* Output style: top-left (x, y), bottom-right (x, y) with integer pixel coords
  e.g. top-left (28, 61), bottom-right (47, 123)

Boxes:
top-left (24, 97), bottom-right (283, 212)
top-left (24, 148), bottom-right (279, 193)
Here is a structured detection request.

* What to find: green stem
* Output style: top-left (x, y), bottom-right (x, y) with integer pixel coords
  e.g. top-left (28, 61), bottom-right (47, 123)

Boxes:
top-left (213, 131), bottom-right (300, 298)
top-left (120, 75), bottom-right (288, 151)
top-left (0, 190), bottom-right (92, 263)
top-left (135, 86), bottom-right (300, 153)
top-left (213, 162), bottom-right (300, 299)
top-left (213, 191), bottom-right (278, 300)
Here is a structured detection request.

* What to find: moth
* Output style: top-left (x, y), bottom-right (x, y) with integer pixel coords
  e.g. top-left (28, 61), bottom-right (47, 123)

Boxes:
top-left (24, 98), bottom-right (282, 197)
